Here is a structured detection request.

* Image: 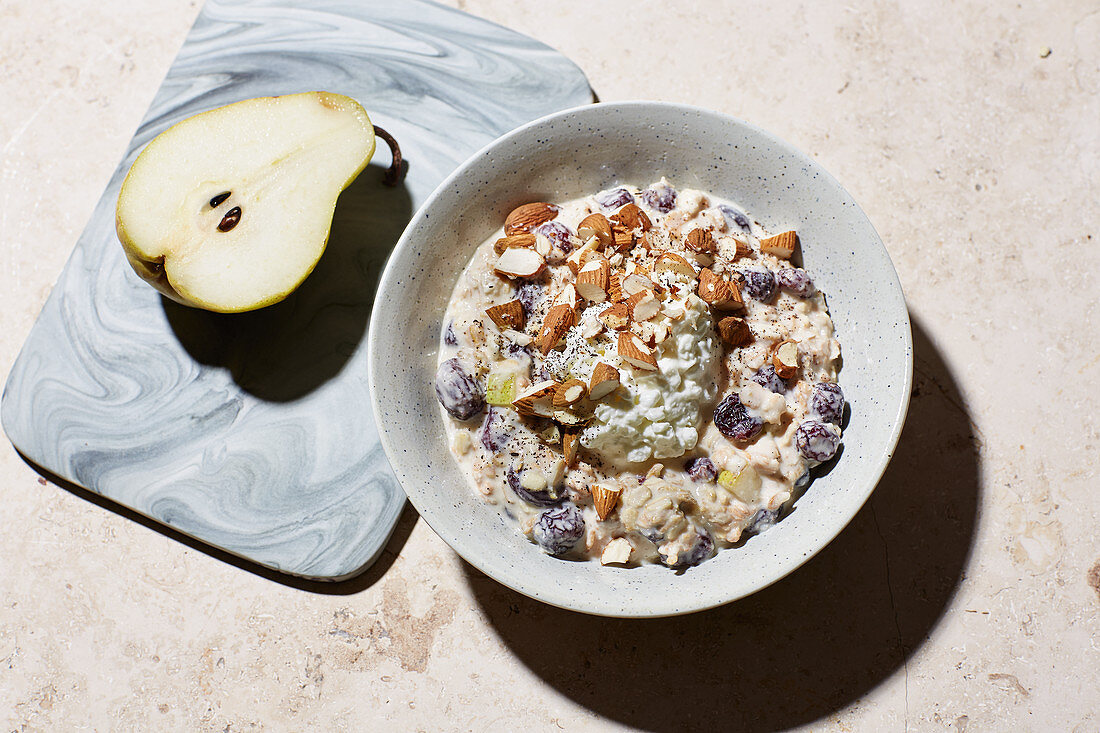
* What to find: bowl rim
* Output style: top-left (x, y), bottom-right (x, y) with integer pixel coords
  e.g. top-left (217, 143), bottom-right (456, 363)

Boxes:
top-left (368, 100), bottom-right (913, 617)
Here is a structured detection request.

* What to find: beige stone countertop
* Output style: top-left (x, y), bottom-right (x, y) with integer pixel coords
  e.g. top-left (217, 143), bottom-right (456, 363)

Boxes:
top-left (2, 1), bottom-right (1098, 730)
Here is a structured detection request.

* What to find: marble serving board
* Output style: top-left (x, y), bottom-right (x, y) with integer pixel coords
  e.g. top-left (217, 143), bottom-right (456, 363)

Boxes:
top-left (1, 0), bottom-right (592, 579)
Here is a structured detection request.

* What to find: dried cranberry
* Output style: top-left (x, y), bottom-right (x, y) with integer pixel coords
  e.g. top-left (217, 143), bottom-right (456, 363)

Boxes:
top-left (776, 268), bottom-right (815, 297)
top-left (535, 221), bottom-right (575, 254)
top-left (532, 504), bottom-right (585, 555)
top-left (659, 530), bottom-right (713, 569)
top-left (435, 358), bottom-right (484, 420)
top-left (479, 408), bottom-right (509, 452)
top-left (750, 364), bottom-right (788, 394)
top-left (507, 467), bottom-right (563, 506)
top-left (719, 205), bottom-right (751, 232)
top-left (810, 382), bottom-right (845, 424)
top-left (515, 281), bottom-right (543, 313)
top-left (640, 183), bottom-right (677, 213)
top-left (796, 420), bottom-right (841, 462)
top-left (741, 269), bottom-right (777, 301)
top-left (747, 509), bottom-right (780, 534)
top-left (685, 457), bottom-right (718, 482)
top-left (713, 393), bottom-right (763, 442)
top-left (595, 187), bottom-right (634, 210)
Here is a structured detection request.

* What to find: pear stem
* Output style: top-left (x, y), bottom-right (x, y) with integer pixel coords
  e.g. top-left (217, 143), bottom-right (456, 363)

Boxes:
top-left (373, 126), bottom-right (404, 187)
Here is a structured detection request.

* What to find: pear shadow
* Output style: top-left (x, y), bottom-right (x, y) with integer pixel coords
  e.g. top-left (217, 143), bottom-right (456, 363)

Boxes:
top-left (463, 314), bottom-right (980, 731)
top-left (164, 162), bottom-right (413, 402)
top-left (18, 449), bottom-right (420, 594)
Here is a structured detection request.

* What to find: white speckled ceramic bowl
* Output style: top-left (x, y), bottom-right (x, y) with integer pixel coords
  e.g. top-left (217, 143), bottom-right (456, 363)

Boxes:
top-left (368, 102), bottom-right (912, 617)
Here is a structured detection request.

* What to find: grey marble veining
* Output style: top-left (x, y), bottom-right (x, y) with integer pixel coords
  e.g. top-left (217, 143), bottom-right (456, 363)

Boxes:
top-left (1, 0), bottom-right (592, 579)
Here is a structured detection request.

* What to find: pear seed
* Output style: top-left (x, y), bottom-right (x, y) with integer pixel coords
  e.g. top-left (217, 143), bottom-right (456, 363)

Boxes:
top-left (208, 191), bottom-right (231, 208)
top-left (218, 206), bottom-right (241, 232)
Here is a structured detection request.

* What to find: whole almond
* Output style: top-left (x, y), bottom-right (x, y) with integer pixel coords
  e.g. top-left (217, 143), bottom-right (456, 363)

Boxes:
top-left (504, 202), bottom-right (559, 235)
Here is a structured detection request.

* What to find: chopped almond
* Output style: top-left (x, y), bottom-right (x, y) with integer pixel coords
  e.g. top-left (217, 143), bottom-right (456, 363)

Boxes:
top-left (772, 339), bottom-right (800, 378)
top-left (494, 247), bottom-right (546, 279)
top-left (502, 328), bottom-right (532, 346)
top-left (600, 537), bottom-right (633, 564)
top-left (575, 256), bottom-right (611, 302)
top-left (610, 227), bottom-right (635, 253)
top-left (598, 302), bottom-right (631, 330)
top-left (591, 484), bottom-right (621, 520)
top-left (618, 332), bottom-right (658, 371)
top-left (760, 231), bottom-right (798, 260)
top-left (565, 235), bottom-right (601, 275)
top-left (504, 202), bottom-right (559, 235)
top-left (493, 233), bottom-right (537, 255)
top-left (577, 213), bottom-right (613, 246)
top-left (730, 238), bottom-right (752, 259)
top-left (622, 273), bottom-right (655, 298)
top-left (653, 251), bottom-right (697, 279)
top-left (537, 304), bottom-right (575, 355)
top-left (554, 282), bottom-right (581, 315)
top-left (589, 362), bottom-right (621, 399)
top-left (554, 378), bottom-right (588, 409)
top-left (684, 228), bottom-right (716, 254)
top-left (552, 409), bottom-right (591, 427)
top-left (608, 272), bottom-right (625, 302)
top-left (562, 429), bottom-right (580, 467)
top-left (484, 299), bottom-right (525, 331)
top-left (628, 291), bottom-right (661, 321)
top-left (610, 203), bottom-right (651, 232)
top-left (717, 316), bottom-right (752, 347)
top-left (652, 322), bottom-right (671, 344)
top-left (512, 380), bottom-right (558, 416)
top-left (697, 268), bottom-right (745, 311)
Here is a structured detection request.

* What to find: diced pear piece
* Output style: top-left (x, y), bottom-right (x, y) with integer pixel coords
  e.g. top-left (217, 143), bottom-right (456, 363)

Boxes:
top-left (717, 464), bottom-right (762, 503)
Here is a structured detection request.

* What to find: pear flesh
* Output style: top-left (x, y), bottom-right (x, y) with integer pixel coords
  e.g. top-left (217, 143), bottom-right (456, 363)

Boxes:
top-left (116, 92), bottom-right (376, 313)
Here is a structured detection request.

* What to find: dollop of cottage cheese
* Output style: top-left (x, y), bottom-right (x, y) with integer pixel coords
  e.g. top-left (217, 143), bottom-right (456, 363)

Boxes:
top-left (581, 295), bottom-right (721, 463)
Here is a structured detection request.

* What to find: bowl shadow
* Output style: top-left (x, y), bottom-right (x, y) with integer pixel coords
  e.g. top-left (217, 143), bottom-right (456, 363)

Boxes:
top-left (463, 313), bottom-right (980, 731)
top-left (163, 162), bottom-right (412, 402)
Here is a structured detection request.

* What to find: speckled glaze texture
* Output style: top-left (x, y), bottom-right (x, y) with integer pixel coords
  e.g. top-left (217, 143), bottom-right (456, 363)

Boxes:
top-left (370, 102), bottom-right (912, 616)
top-left (0, 0), bottom-right (592, 579)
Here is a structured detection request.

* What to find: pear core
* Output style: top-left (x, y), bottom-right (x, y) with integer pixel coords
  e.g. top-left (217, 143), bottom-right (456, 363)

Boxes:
top-left (116, 91), bottom-right (376, 313)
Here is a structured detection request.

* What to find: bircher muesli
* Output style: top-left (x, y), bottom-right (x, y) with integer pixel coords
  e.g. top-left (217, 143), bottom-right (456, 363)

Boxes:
top-left (434, 179), bottom-right (845, 569)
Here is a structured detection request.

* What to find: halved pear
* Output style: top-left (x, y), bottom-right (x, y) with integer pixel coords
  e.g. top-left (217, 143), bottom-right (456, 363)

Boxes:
top-left (116, 91), bottom-right (376, 313)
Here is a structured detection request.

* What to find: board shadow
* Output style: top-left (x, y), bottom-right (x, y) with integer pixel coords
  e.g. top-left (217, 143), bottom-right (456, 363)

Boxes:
top-left (163, 162), bottom-right (412, 402)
